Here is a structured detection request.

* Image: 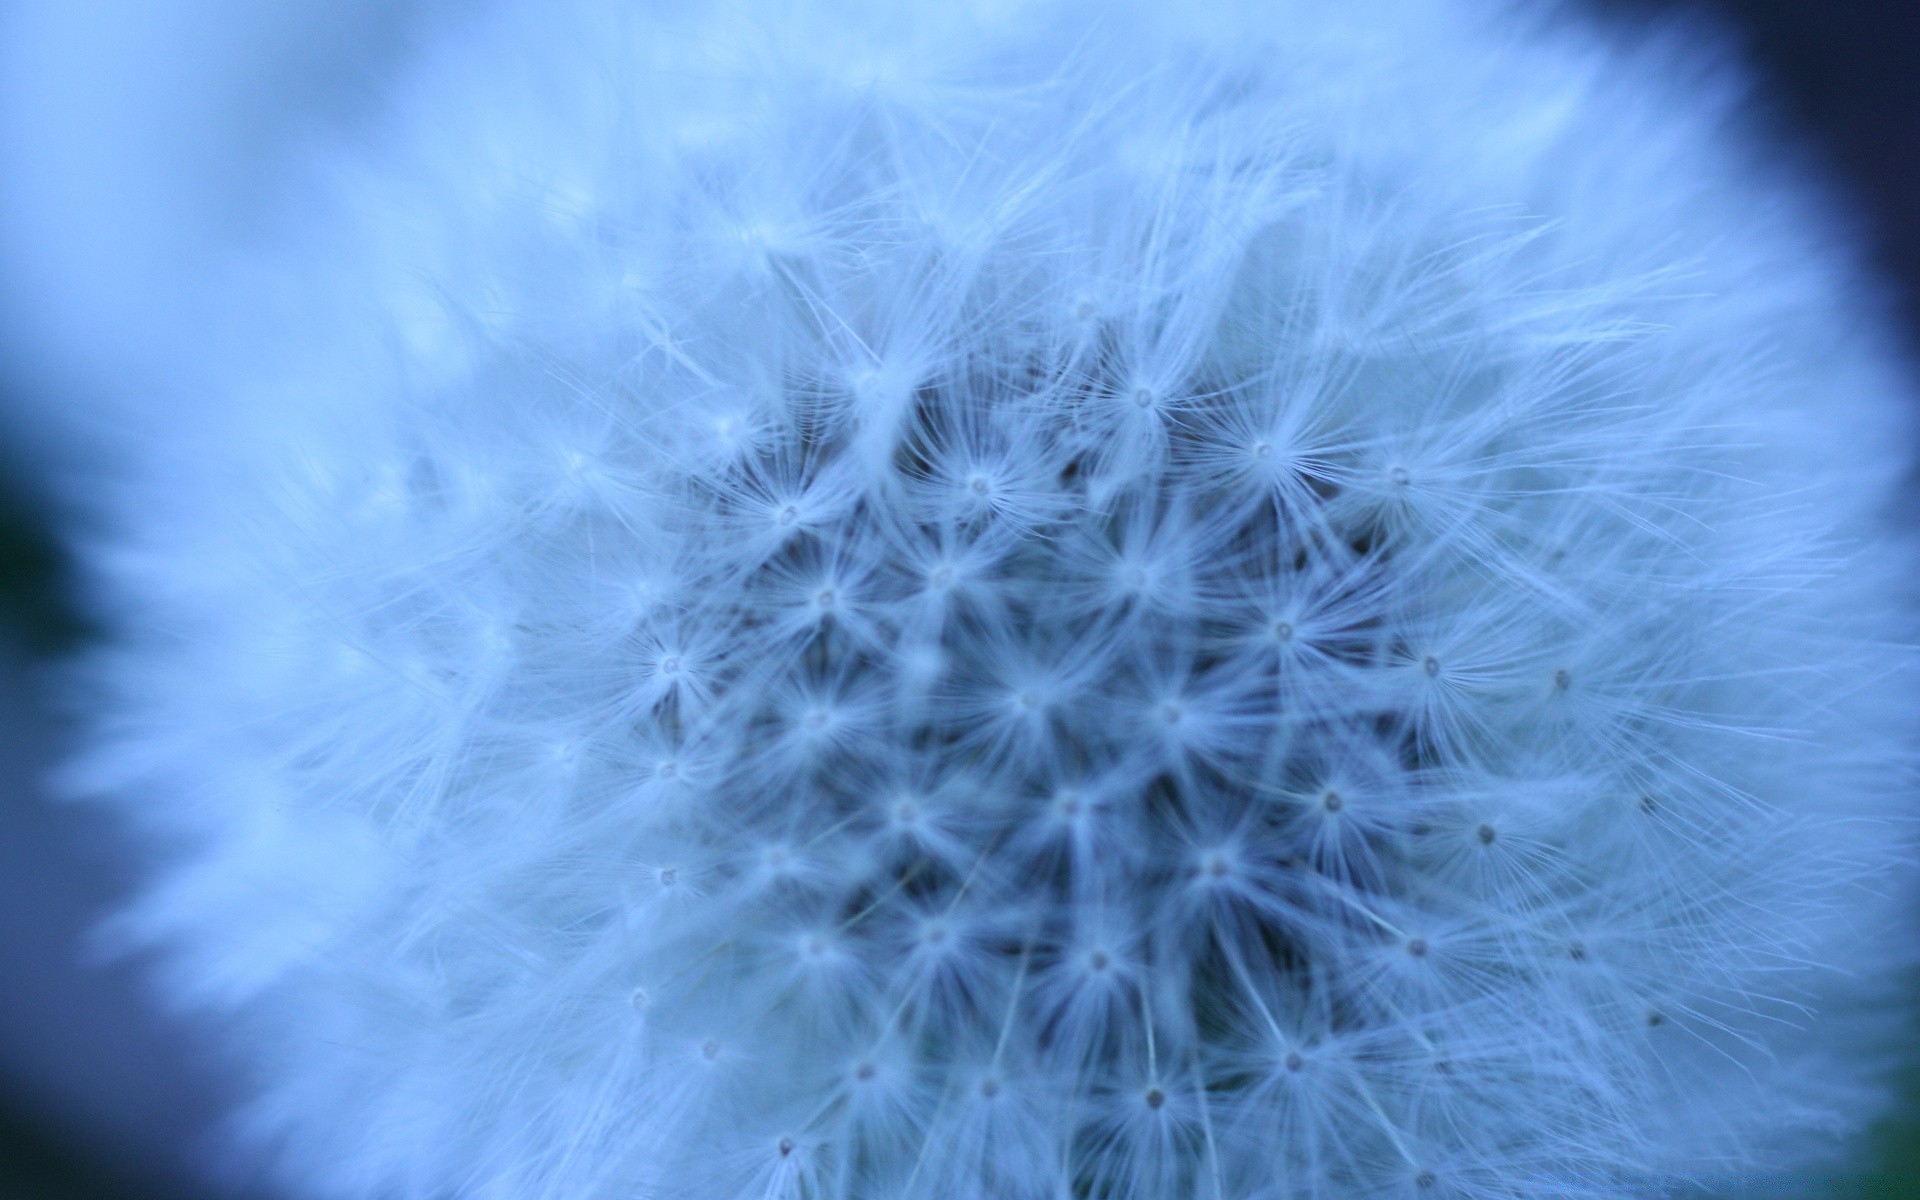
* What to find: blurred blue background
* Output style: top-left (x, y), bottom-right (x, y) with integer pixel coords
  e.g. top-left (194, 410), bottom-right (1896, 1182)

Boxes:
top-left (0, 0), bottom-right (1915, 1196)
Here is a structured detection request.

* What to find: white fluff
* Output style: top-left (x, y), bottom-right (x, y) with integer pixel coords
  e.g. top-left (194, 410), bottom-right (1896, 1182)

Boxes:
top-left (69, 0), bottom-right (1918, 1196)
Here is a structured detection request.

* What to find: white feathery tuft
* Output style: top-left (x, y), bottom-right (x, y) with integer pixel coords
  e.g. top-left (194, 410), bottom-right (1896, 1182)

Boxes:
top-left (66, 0), bottom-right (1919, 1197)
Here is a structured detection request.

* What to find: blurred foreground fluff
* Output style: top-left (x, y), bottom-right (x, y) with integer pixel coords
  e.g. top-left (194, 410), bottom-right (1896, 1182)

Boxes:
top-left (70, 0), bottom-right (1920, 1196)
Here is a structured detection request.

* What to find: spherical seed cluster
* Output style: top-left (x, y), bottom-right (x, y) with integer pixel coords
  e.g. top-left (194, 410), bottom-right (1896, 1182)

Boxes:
top-left (74, 1), bottom-right (1916, 1198)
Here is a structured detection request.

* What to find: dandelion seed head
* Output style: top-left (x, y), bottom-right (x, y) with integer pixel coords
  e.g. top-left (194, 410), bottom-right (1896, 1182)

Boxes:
top-left (70, 0), bottom-right (1920, 1196)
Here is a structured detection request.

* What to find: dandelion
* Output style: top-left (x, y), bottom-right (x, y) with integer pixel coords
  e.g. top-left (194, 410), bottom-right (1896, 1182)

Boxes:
top-left (72, 0), bottom-right (1916, 1197)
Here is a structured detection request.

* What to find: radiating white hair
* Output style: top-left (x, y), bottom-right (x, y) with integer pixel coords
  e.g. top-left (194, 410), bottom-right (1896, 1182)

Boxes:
top-left (62, 0), bottom-right (1919, 1196)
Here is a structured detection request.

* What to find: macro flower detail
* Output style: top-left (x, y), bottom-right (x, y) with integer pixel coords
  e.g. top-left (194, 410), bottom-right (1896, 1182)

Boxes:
top-left (74, 0), bottom-right (1916, 1197)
